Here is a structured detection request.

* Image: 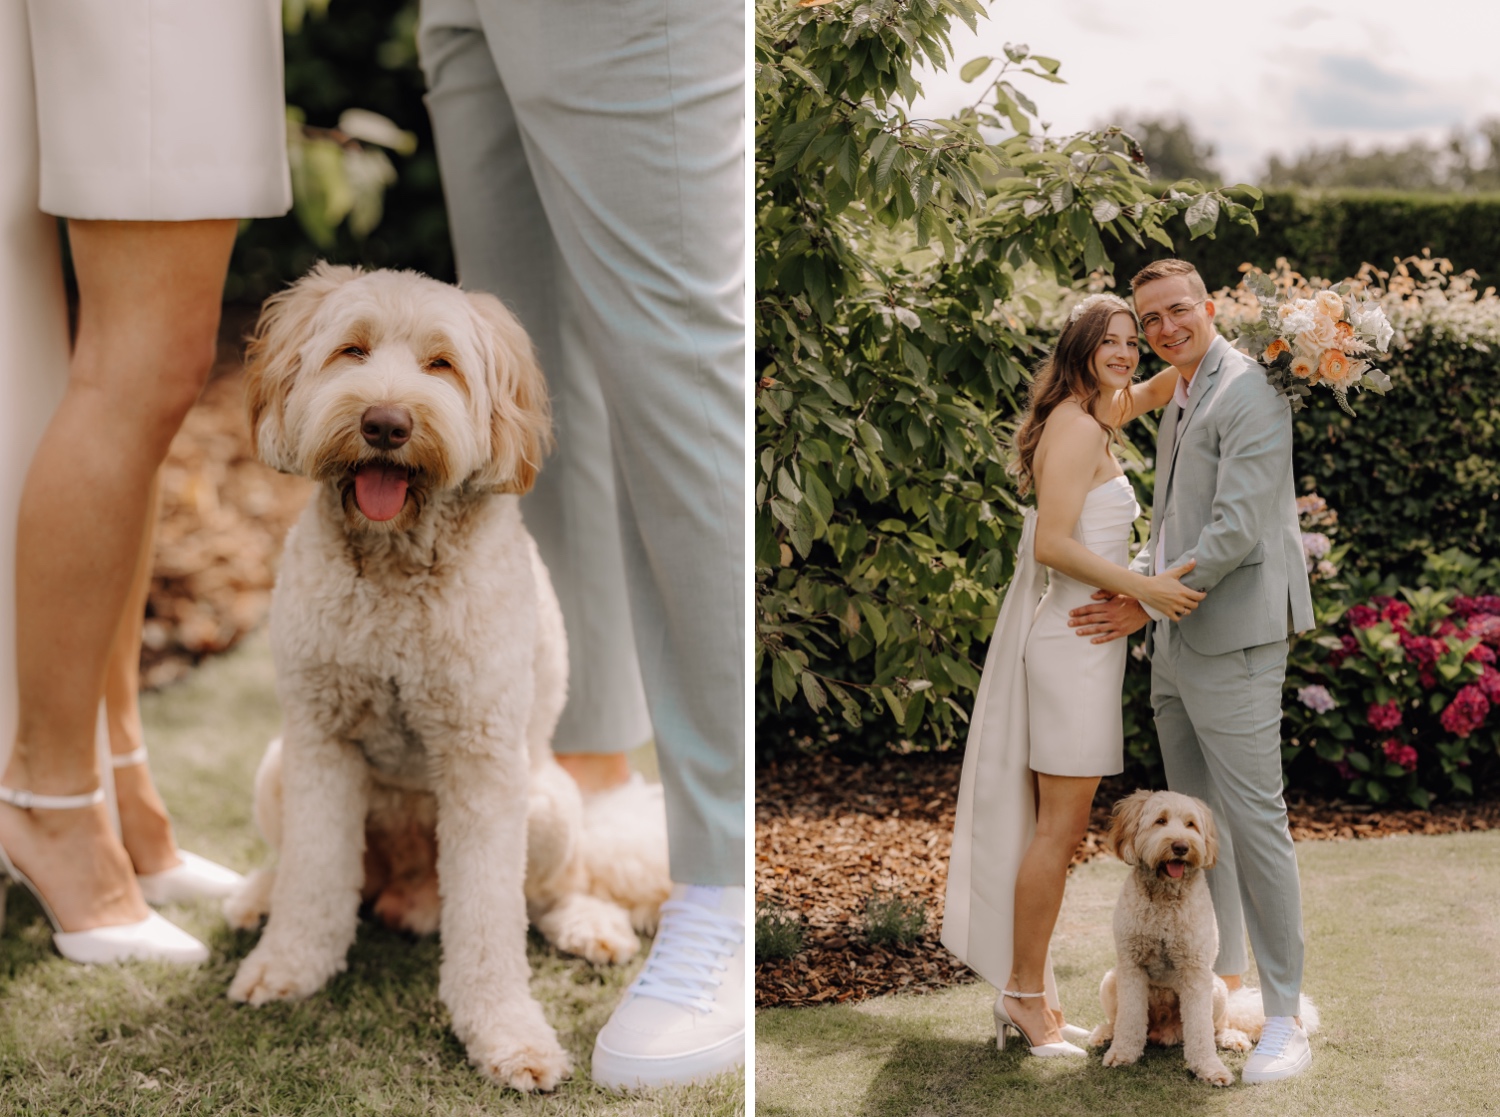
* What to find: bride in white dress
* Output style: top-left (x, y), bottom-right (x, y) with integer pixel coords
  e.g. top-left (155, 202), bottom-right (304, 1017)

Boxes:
top-left (942, 294), bottom-right (1205, 1056)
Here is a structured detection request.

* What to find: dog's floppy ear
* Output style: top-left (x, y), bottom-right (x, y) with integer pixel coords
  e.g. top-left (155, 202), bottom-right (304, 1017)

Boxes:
top-left (245, 262), bottom-right (361, 471)
top-left (464, 291), bottom-right (552, 494)
top-left (1196, 798), bottom-right (1219, 869)
top-left (1105, 790), bottom-right (1153, 866)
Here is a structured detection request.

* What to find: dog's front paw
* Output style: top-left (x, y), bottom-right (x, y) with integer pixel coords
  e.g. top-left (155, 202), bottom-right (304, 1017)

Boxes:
top-left (1192, 1057), bottom-right (1234, 1087)
top-left (228, 942), bottom-right (341, 1005)
top-left (467, 1025), bottom-right (572, 1092)
top-left (1087, 1022), bottom-right (1113, 1048)
top-left (1102, 1042), bottom-right (1142, 1068)
top-left (537, 894), bottom-right (639, 966)
top-left (1216, 1027), bottom-right (1253, 1053)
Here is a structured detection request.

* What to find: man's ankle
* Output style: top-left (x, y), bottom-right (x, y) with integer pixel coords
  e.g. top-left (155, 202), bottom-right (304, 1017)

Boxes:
top-left (554, 752), bottom-right (631, 794)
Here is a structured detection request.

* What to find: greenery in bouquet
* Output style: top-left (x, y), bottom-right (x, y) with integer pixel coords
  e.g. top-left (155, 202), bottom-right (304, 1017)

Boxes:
top-left (1230, 268), bottom-right (1394, 417)
top-left (1282, 541), bottom-right (1500, 808)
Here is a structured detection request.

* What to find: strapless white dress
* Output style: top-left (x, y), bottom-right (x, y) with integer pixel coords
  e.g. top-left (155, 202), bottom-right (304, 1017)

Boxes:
top-left (1025, 475), bottom-right (1138, 777)
top-left (941, 474), bottom-right (1139, 998)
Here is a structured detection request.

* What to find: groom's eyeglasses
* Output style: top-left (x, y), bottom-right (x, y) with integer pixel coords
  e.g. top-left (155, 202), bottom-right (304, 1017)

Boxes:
top-left (1139, 300), bottom-right (1205, 334)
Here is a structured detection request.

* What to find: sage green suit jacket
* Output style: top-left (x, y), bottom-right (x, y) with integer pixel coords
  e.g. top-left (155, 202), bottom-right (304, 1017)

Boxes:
top-left (1133, 335), bottom-right (1315, 657)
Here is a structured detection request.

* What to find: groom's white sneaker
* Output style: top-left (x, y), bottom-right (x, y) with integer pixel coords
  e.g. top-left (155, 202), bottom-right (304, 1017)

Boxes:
top-left (591, 883), bottom-right (745, 1090)
top-left (1241, 1016), bottom-right (1311, 1084)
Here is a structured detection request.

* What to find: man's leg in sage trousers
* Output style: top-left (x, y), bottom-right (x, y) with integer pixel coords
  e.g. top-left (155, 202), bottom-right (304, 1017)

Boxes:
top-left (416, 4), bottom-right (653, 767)
top-left (419, 0), bottom-right (744, 885)
top-left (1150, 623), bottom-right (1251, 978)
top-left (1177, 637), bottom-right (1304, 1018)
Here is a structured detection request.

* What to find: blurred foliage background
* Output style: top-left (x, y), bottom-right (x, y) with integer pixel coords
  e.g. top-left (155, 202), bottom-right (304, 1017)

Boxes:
top-left (232, 0), bottom-right (452, 303)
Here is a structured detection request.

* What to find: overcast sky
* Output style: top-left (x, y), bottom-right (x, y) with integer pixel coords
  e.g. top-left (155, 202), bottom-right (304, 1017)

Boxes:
top-left (911, 2), bottom-right (1500, 183)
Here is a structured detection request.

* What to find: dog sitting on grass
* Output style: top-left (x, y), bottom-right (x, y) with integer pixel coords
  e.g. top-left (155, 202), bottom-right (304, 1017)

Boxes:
top-left (222, 263), bottom-right (666, 1092)
top-left (1088, 790), bottom-right (1318, 1086)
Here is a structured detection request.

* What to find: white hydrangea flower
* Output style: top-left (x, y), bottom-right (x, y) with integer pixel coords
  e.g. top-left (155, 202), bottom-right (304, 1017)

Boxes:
top-left (1297, 685), bottom-right (1336, 713)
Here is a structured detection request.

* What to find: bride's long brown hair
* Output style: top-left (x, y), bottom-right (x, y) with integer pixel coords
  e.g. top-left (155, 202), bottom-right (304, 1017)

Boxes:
top-left (1011, 295), bottom-right (1137, 497)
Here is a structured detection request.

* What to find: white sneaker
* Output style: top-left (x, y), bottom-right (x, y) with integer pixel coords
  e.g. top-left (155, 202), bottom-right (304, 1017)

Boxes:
top-left (591, 883), bottom-right (745, 1090)
top-left (1241, 1016), bottom-right (1311, 1084)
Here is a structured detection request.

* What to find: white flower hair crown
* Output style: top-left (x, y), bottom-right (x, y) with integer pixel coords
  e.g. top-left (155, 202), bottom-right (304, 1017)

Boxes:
top-left (1067, 292), bottom-right (1132, 325)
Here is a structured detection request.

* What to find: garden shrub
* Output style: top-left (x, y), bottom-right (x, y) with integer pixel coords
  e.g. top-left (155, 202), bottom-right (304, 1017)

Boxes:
top-left (755, 903), bottom-right (805, 961)
top-left (863, 890), bottom-right (927, 947)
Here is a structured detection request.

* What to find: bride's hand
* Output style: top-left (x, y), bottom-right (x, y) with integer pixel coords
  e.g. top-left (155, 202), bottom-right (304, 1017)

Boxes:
top-left (1142, 560), bottom-right (1206, 622)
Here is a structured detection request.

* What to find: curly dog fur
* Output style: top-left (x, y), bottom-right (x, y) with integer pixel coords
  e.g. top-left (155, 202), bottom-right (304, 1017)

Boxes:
top-left (1088, 790), bottom-right (1318, 1086)
top-left (221, 264), bottom-right (667, 1092)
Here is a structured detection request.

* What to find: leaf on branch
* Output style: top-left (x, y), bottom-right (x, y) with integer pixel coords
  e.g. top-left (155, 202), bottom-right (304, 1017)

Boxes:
top-left (959, 56), bottom-right (992, 82)
top-left (780, 57), bottom-right (827, 94)
top-left (1184, 193), bottom-right (1220, 238)
top-left (800, 670), bottom-right (828, 711)
top-left (1083, 223), bottom-right (1107, 275)
top-left (1091, 199), bottom-right (1121, 223)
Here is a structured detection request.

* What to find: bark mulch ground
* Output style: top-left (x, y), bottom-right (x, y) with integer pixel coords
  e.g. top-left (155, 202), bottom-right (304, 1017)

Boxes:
top-left (143, 307), bottom-right (311, 688)
top-left (755, 751), bottom-right (1500, 1009)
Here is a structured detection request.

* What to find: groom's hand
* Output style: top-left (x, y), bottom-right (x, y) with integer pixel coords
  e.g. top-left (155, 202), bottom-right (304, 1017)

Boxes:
top-left (1069, 591), bottom-right (1149, 644)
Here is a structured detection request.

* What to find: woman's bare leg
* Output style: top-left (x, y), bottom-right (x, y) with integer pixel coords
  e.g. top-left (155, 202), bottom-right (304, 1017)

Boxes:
top-left (104, 471), bottom-right (183, 875)
top-left (1005, 772), bottom-right (1100, 1046)
top-left (0, 219), bottom-right (234, 931)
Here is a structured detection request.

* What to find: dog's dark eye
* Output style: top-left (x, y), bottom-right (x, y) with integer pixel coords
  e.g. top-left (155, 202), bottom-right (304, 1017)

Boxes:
top-left (1186, 820), bottom-right (1197, 829)
top-left (428, 357), bottom-right (453, 371)
top-left (1154, 817), bottom-right (1167, 825)
top-left (339, 345), bottom-right (367, 360)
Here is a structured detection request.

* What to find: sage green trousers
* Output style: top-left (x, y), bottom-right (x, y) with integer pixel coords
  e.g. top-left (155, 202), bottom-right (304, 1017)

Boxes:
top-left (417, 0), bottom-right (745, 884)
top-left (1151, 621), bottom-right (1305, 1017)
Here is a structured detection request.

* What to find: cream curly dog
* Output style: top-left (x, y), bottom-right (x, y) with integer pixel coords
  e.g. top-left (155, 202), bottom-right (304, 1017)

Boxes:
top-left (1091, 790), bottom-right (1241, 1086)
top-left (1089, 790), bottom-right (1319, 1086)
top-left (223, 263), bottom-right (666, 1093)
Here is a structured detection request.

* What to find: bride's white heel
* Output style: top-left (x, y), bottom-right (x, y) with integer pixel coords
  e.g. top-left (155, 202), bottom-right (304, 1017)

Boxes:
top-left (0, 783), bottom-right (209, 965)
top-left (994, 990), bottom-right (1087, 1057)
top-left (110, 748), bottom-right (244, 905)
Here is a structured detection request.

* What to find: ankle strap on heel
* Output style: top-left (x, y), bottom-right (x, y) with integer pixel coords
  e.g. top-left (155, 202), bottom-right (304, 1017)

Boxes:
top-left (0, 785), bottom-right (106, 811)
top-left (109, 748), bottom-right (149, 768)
top-left (1002, 988), bottom-right (1048, 999)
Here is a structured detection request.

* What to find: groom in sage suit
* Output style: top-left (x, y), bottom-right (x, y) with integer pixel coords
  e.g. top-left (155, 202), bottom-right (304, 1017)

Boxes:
top-left (1069, 259), bottom-right (1316, 1084)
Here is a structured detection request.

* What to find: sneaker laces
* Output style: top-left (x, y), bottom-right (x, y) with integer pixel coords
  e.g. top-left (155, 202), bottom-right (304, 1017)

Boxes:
top-left (627, 899), bottom-right (743, 1013)
top-left (1255, 1016), bottom-right (1297, 1057)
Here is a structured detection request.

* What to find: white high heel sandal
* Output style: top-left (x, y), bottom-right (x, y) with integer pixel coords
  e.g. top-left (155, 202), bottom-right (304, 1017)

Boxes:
top-left (994, 989), bottom-right (1087, 1057)
top-left (0, 783), bottom-right (209, 965)
top-left (110, 748), bottom-right (245, 906)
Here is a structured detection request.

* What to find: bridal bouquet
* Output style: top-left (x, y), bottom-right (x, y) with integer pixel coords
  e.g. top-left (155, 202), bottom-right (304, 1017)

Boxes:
top-left (1233, 271), bottom-right (1394, 416)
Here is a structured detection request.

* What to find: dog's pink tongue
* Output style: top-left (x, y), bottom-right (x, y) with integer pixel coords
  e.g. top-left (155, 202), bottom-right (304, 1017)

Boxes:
top-left (1166, 861), bottom-right (1185, 879)
top-left (354, 463), bottom-right (409, 521)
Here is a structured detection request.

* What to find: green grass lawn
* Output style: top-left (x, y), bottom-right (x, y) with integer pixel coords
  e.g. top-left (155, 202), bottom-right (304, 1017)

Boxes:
top-left (0, 632), bottom-right (742, 1116)
top-left (757, 831), bottom-right (1500, 1117)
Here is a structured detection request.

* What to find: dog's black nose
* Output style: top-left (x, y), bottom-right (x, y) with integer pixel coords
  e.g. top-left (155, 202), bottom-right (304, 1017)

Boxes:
top-left (1171, 841), bottom-right (1189, 857)
top-left (362, 406), bottom-right (413, 449)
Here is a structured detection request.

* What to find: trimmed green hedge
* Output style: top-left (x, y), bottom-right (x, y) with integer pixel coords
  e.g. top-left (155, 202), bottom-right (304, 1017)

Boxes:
top-left (1110, 189), bottom-right (1500, 292)
top-left (1290, 325), bottom-right (1500, 584)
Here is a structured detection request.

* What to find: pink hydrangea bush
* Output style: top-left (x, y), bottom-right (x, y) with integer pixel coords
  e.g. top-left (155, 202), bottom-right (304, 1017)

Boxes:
top-left (1284, 581), bottom-right (1500, 808)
